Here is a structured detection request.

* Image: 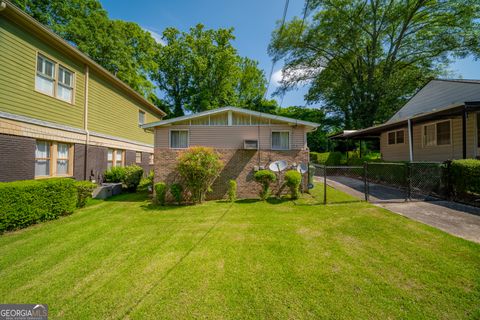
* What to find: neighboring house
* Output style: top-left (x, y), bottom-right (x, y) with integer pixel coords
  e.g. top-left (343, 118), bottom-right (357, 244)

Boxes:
top-left (335, 79), bottom-right (480, 162)
top-left (142, 106), bottom-right (319, 199)
top-left (0, 1), bottom-right (166, 182)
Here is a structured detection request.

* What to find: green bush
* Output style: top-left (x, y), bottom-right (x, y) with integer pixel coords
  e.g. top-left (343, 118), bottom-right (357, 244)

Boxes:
top-left (0, 178), bottom-right (77, 232)
top-left (154, 182), bottom-right (167, 205)
top-left (284, 170), bottom-right (302, 199)
top-left (170, 183), bottom-right (183, 204)
top-left (228, 180), bottom-right (237, 202)
top-left (138, 170), bottom-right (154, 192)
top-left (176, 147), bottom-right (223, 203)
top-left (104, 166), bottom-right (126, 183)
top-left (124, 165), bottom-right (144, 192)
top-left (310, 152), bottom-right (342, 166)
top-left (254, 170), bottom-right (276, 200)
top-left (450, 159), bottom-right (480, 195)
top-left (74, 181), bottom-right (97, 208)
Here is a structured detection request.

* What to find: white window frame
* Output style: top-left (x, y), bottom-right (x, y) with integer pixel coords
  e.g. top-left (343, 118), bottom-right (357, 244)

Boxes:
top-left (135, 151), bottom-right (142, 164)
top-left (149, 153), bottom-right (154, 165)
top-left (271, 130), bottom-right (291, 151)
top-left (169, 129), bottom-right (189, 149)
top-left (138, 110), bottom-right (146, 126)
top-left (34, 52), bottom-right (75, 104)
top-left (422, 119), bottom-right (452, 148)
top-left (35, 140), bottom-right (74, 178)
top-left (387, 129), bottom-right (405, 145)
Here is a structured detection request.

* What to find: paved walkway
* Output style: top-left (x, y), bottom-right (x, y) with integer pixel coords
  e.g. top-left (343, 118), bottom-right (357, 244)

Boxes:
top-left (320, 176), bottom-right (480, 244)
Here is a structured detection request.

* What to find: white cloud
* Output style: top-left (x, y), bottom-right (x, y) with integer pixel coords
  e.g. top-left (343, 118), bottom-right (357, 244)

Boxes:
top-left (143, 27), bottom-right (166, 46)
top-left (271, 67), bottom-right (316, 87)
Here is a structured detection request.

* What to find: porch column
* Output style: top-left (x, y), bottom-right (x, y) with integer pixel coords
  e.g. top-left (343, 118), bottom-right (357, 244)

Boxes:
top-left (462, 108), bottom-right (467, 159)
top-left (408, 118), bottom-right (414, 162)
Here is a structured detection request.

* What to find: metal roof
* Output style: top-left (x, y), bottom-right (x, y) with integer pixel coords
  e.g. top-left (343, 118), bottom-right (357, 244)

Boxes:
top-left (141, 106), bottom-right (320, 129)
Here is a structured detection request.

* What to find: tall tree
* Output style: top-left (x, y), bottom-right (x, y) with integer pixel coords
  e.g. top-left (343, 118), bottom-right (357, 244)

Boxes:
top-left (12, 0), bottom-right (160, 100)
top-left (269, 0), bottom-right (480, 129)
top-left (153, 24), bottom-right (268, 116)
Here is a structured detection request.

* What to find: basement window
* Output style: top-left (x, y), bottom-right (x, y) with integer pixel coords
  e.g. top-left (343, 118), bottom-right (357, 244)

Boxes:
top-left (35, 140), bottom-right (73, 177)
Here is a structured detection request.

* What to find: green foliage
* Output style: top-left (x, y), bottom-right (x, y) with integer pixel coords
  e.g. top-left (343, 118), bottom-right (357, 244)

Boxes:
top-left (104, 166), bottom-right (126, 183)
top-left (176, 147), bottom-right (223, 203)
top-left (123, 165), bottom-right (144, 192)
top-left (152, 24), bottom-right (268, 116)
top-left (12, 0), bottom-right (161, 100)
top-left (450, 159), bottom-right (480, 195)
top-left (346, 152), bottom-right (382, 166)
top-left (138, 170), bottom-right (155, 192)
top-left (269, 0), bottom-right (480, 129)
top-left (154, 182), bottom-right (167, 206)
top-left (75, 181), bottom-right (97, 208)
top-left (284, 170), bottom-right (302, 199)
top-left (254, 170), bottom-right (277, 200)
top-left (310, 152), bottom-right (342, 166)
top-left (0, 178), bottom-right (77, 232)
top-left (228, 180), bottom-right (237, 202)
top-left (170, 183), bottom-right (183, 204)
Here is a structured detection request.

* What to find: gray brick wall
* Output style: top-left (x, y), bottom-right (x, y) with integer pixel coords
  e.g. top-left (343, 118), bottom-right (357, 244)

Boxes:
top-left (0, 134), bottom-right (35, 182)
top-left (74, 144), bottom-right (86, 180)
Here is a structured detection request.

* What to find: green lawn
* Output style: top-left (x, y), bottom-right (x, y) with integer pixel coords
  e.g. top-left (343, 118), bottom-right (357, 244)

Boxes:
top-left (0, 185), bottom-right (479, 319)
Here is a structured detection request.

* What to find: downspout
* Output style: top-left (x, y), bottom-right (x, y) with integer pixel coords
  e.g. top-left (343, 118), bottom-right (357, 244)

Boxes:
top-left (408, 118), bottom-right (413, 162)
top-left (84, 65), bottom-right (90, 180)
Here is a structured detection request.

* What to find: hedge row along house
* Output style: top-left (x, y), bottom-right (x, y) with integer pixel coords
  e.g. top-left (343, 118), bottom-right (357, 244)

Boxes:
top-left (141, 107), bottom-right (319, 199)
top-left (0, 0), bottom-right (166, 182)
top-left (332, 80), bottom-right (480, 162)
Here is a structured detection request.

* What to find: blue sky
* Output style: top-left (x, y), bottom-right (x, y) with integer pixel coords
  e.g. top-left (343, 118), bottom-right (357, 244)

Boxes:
top-left (100, 0), bottom-right (479, 108)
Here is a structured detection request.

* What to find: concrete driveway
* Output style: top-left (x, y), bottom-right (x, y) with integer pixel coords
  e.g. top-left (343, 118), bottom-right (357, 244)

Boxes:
top-left (320, 176), bottom-right (480, 244)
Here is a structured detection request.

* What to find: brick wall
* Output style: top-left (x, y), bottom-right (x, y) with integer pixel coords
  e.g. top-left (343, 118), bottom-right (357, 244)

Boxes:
top-left (74, 144), bottom-right (86, 180)
top-left (0, 134), bottom-right (35, 182)
top-left (154, 148), bottom-right (309, 200)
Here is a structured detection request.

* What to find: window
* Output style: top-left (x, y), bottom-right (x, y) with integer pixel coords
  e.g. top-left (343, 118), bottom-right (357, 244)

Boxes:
top-left (35, 140), bottom-right (72, 177)
top-left (138, 110), bottom-right (145, 125)
top-left (57, 66), bottom-right (74, 102)
top-left (170, 130), bottom-right (189, 149)
top-left (387, 130), bottom-right (405, 145)
top-left (36, 54), bottom-right (55, 96)
top-left (423, 120), bottom-right (451, 147)
top-left (149, 153), bottom-right (154, 165)
top-left (136, 152), bottom-right (142, 164)
top-left (272, 131), bottom-right (290, 150)
top-left (35, 53), bottom-right (75, 103)
top-left (107, 149), bottom-right (124, 169)
top-left (35, 141), bottom-right (51, 177)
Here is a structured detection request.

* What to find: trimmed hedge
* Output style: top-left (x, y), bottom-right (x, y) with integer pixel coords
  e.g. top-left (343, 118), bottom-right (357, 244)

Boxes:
top-left (155, 182), bottom-right (167, 205)
top-left (310, 152), bottom-right (342, 166)
top-left (451, 159), bottom-right (480, 195)
top-left (74, 181), bottom-right (96, 208)
top-left (284, 170), bottom-right (302, 199)
top-left (0, 178), bottom-right (77, 232)
top-left (104, 165), bottom-right (144, 192)
top-left (254, 170), bottom-right (276, 200)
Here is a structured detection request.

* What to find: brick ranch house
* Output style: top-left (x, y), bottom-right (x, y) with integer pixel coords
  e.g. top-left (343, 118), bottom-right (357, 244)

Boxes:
top-left (142, 107), bottom-right (320, 199)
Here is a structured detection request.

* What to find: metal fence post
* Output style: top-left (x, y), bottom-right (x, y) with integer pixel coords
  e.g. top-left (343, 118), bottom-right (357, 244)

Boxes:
top-left (364, 162), bottom-right (369, 202)
top-left (323, 165), bottom-right (327, 205)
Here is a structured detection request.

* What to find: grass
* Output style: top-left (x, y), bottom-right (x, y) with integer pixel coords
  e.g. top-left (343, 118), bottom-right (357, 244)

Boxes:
top-left (0, 185), bottom-right (479, 319)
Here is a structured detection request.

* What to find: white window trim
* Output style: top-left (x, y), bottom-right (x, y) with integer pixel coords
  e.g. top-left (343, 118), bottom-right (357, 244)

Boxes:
top-left (271, 130), bottom-right (291, 151)
top-left (386, 129), bottom-right (406, 145)
top-left (34, 51), bottom-right (75, 105)
top-left (138, 110), bottom-right (146, 126)
top-left (34, 140), bottom-right (74, 178)
top-left (135, 151), bottom-right (142, 164)
top-left (422, 119), bottom-right (453, 148)
top-left (169, 129), bottom-right (190, 149)
top-left (107, 149), bottom-right (125, 168)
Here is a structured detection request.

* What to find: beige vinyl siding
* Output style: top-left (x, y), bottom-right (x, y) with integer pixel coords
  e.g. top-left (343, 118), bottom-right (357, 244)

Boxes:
top-left (466, 112), bottom-right (476, 158)
top-left (0, 17), bottom-right (85, 128)
top-left (88, 72), bottom-right (161, 144)
top-left (155, 125), bottom-right (307, 150)
top-left (380, 128), bottom-right (409, 161)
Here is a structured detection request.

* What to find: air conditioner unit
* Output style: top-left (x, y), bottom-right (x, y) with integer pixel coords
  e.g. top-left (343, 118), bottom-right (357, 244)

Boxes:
top-left (244, 140), bottom-right (258, 150)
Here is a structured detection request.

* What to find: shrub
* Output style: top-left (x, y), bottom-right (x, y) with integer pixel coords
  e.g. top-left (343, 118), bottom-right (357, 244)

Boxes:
top-left (310, 152), bottom-right (342, 166)
top-left (104, 166), bottom-right (126, 183)
top-left (170, 183), bottom-right (183, 204)
top-left (138, 170), bottom-right (154, 192)
top-left (75, 181), bottom-right (97, 208)
top-left (154, 182), bottom-right (167, 205)
top-left (228, 180), bottom-right (237, 202)
top-left (450, 159), bottom-right (480, 195)
top-left (254, 170), bottom-right (276, 200)
top-left (176, 147), bottom-right (223, 203)
top-left (0, 178), bottom-right (77, 232)
top-left (284, 170), bottom-right (302, 199)
top-left (123, 165), bottom-right (144, 192)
